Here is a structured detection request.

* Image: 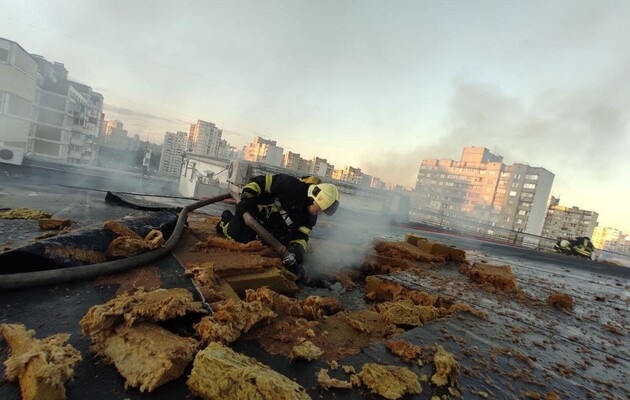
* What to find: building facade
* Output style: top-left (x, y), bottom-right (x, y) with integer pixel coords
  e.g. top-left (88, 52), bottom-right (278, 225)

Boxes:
top-left (332, 165), bottom-right (362, 184)
top-left (0, 38), bottom-right (38, 156)
top-left (243, 136), bottom-right (283, 166)
top-left (158, 131), bottom-right (188, 179)
top-left (412, 147), bottom-right (555, 238)
top-left (282, 151), bottom-right (310, 174)
top-left (308, 157), bottom-right (331, 178)
top-left (541, 196), bottom-right (599, 241)
top-left (29, 56), bottom-right (104, 165)
top-left (101, 120), bottom-right (140, 151)
top-left (187, 120), bottom-right (222, 157)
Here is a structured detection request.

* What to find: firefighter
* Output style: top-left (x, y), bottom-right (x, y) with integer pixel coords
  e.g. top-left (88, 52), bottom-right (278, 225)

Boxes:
top-left (216, 173), bottom-right (340, 276)
top-left (554, 236), bottom-right (594, 259)
top-left (570, 236), bottom-right (594, 259)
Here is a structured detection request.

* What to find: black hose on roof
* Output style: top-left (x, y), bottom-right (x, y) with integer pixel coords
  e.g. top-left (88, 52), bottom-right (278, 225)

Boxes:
top-left (0, 193), bottom-right (231, 291)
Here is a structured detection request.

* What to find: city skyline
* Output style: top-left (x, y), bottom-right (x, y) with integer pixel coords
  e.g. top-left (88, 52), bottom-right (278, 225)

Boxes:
top-left (2, 0), bottom-right (629, 232)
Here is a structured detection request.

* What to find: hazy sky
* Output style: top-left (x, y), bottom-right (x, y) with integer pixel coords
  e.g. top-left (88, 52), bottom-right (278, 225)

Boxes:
top-left (2, 0), bottom-right (629, 231)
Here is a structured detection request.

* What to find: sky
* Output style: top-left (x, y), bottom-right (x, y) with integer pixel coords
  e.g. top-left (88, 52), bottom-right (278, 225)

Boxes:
top-left (2, 0), bottom-right (629, 232)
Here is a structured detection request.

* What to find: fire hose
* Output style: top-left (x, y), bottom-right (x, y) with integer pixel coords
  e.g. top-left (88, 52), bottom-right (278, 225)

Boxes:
top-left (234, 194), bottom-right (327, 287)
top-left (230, 192), bottom-right (295, 266)
top-left (0, 193), bottom-right (232, 291)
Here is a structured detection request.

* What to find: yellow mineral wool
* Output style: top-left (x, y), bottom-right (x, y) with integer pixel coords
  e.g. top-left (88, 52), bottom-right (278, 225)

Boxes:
top-left (0, 323), bottom-right (81, 400)
top-left (187, 342), bottom-right (311, 400)
top-left (431, 345), bottom-right (459, 387)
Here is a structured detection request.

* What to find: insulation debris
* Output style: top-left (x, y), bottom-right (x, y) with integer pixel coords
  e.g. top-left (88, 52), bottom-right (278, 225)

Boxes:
top-left (373, 239), bottom-right (443, 263)
top-left (199, 252), bottom-right (273, 276)
top-left (38, 218), bottom-right (74, 230)
top-left (197, 236), bottom-right (269, 253)
top-left (386, 339), bottom-right (422, 363)
top-left (289, 339), bottom-right (324, 361)
top-left (105, 229), bottom-right (165, 258)
top-left (547, 291), bottom-right (574, 313)
top-left (460, 262), bottom-right (518, 292)
top-left (365, 275), bottom-right (438, 305)
top-left (316, 368), bottom-right (353, 390)
top-left (98, 323), bottom-right (199, 393)
top-left (0, 323), bottom-right (81, 400)
top-left (245, 286), bottom-right (343, 319)
top-left (44, 245), bottom-right (107, 264)
top-left (356, 363), bottom-right (422, 400)
top-left (187, 342), bottom-right (311, 400)
top-left (0, 208), bottom-right (52, 220)
top-left (80, 288), bottom-right (207, 339)
top-left (225, 267), bottom-right (299, 296)
top-left (194, 298), bottom-right (276, 344)
top-left (431, 345), bottom-right (459, 387)
top-left (376, 300), bottom-right (440, 326)
top-left (103, 220), bottom-right (143, 239)
top-left (405, 233), bottom-right (467, 263)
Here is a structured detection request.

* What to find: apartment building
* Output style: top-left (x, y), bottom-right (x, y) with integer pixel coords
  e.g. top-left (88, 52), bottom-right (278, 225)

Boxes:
top-left (188, 120), bottom-right (222, 157)
top-left (243, 136), bottom-right (283, 166)
top-left (307, 157), bottom-right (331, 178)
top-left (282, 151), bottom-right (311, 174)
top-left (101, 120), bottom-right (140, 151)
top-left (158, 131), bottom-right (187, 179)
top-left (29, 56), bottom-right (103, 165)
top-left (541, 196), bottom-right (598, 241)
top-left (0, 38), bottom-right (38, 164)
top-left (592, 226), bottom-right (629, 253)
top-left (332, 165), bottom-right (362, 184)
top-left (413, 146), bottom-right (554, 237)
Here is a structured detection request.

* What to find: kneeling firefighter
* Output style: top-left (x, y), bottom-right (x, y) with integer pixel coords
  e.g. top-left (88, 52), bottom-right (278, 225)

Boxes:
top-left (216, 173), bottom-right (340, 280)
top-left (554, 236), bottom-right (594, 259)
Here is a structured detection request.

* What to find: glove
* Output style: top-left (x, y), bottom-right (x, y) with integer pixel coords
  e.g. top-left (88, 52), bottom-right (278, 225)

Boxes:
top-left (235, 192), bottom-right (256, 217)
top-left (287, 243), bottom-right (305, 265)
top-left (283, 244), bottom-right (305, 280)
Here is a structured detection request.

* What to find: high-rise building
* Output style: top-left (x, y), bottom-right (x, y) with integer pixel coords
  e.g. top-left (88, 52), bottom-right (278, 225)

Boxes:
top-left (188, 120), bottom-right (222, 156)
top-left (243, 136), bottom-right (283, 167)
top-left (29, 55), bottom-right (104, 165)
top-left (158, 131), bottom-right (187, 179)
top-left (0, 38), bottom-right (37, 156)
top-left (592, 227), bottom-right (629, 253)
top-left (413, 146), bottom-right (554, 238)
top-left (542, 196), bottom-right (598, 241)
top-left (308, 157), bottom-right (331, 178)
top-left (332, 165), bottom-right (362, 184)
top-left (282, 151), bottom-right (309, 174)
top-left (1, 38), bottom-right (105, 166)
top-left (101, 120), bottom-right (139, 151)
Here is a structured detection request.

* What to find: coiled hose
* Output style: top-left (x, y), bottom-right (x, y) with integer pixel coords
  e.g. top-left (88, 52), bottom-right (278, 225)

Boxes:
top-left (0, 193), bottom-right (232, 291)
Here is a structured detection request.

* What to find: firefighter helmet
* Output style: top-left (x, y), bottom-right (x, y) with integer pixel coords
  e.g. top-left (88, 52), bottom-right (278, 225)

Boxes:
top-left (308, 183), bottom-right (340, 215)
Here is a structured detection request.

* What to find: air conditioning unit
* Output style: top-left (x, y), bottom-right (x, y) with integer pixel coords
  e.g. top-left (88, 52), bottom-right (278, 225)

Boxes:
top-left (227, 160), bottom-right (250, 186)
top-left (0, 146), bottom-right (25, 166)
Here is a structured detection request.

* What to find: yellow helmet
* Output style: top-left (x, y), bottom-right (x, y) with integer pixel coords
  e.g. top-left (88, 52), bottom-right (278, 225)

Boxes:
top-left (308, 183), bottom-right (340, 215)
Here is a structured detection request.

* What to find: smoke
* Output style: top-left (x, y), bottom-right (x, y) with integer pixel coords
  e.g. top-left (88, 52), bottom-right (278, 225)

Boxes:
top-left (307, 207), bottom-right (393, 277)
top-left (441, 72), bottom-right (630, 179)
top-left (359, 62), bottom-right (630, 189)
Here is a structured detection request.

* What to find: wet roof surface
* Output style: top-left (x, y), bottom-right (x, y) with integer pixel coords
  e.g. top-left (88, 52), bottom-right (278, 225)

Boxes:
top-left (1, 179), bottom-right (629, 399)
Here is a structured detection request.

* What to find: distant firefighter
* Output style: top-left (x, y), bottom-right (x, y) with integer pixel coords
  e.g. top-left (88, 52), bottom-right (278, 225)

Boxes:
top-left (554, 236), bottom-right (594, 259)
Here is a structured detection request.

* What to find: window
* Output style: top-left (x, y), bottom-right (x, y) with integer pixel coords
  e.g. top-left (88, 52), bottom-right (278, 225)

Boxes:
top-left (0, 92), bottom-right (4, 114)
top-left (509, 191), bottom-right (517, 196)
top-left (0, 48), bottom-right (8, 63)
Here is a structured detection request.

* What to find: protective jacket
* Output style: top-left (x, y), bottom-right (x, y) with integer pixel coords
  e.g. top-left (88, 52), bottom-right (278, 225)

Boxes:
top-left (220, 174), bottom-right (317, 253)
